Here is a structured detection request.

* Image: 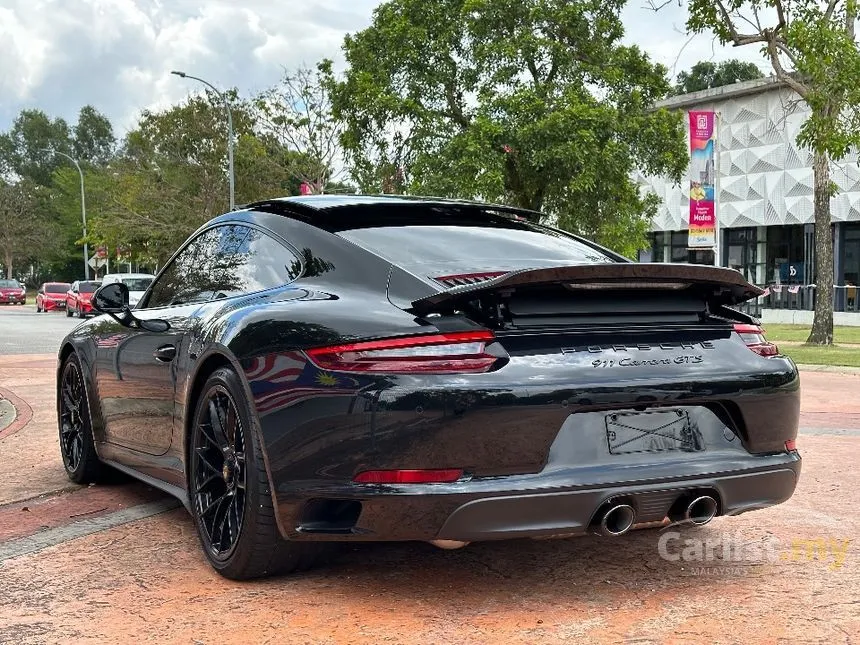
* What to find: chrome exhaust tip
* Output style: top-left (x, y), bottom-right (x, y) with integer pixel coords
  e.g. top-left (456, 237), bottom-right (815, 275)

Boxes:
top-left (598, 503), bottom-right (636, 537)
top-left (428, 539), bottom-right (470, 550)
top-left (684, 495), bottom-right (718, 526)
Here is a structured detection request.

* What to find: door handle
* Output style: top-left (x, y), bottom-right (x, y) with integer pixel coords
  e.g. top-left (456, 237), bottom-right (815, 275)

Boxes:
top-left (153, 345), bottom-right (177, 362)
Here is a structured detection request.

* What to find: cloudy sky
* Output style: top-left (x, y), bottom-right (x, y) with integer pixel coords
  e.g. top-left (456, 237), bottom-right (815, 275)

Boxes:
top-left (0, 0), bottom-right (768, 136)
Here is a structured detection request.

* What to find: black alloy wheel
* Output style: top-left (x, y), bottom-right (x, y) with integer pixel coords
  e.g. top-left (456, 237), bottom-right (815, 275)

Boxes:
top-left (189, 367), bottom-right (323, 579)
top-left (58, 354), bottom-right (102, 483)
top-left (192, 385), bottom-right (247, 560)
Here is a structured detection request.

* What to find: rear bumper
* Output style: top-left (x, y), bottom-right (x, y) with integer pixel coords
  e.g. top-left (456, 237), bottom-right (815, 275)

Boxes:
top-left (0, 294), bottom-right (24, 303)
top-left (42, 299), bottom-right (65, 310)
top-left (275, 453), bottom-right (801, 542)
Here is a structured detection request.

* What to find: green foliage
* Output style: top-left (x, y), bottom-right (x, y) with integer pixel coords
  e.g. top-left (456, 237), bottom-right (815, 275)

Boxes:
top-left (330, 0), bottom-right (688, 253)
top-left (0, 180), bottom-right (54, 279)
top-left (0, 110), bottom-right (73, 185)
top-left (73, 106), bottom-right (116, 165)
top-left (673, 59), bottom-right (764, 94)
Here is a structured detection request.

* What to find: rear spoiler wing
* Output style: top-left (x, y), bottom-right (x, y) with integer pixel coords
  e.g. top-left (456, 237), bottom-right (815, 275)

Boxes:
top-left (411, 263), bottom-right (763, 312)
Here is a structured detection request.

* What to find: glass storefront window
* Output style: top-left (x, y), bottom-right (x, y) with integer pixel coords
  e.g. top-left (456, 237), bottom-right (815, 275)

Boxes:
top-left (725, 228), bottom-right (757, 283)
top-left (765, 225), bottom-right (804, 284)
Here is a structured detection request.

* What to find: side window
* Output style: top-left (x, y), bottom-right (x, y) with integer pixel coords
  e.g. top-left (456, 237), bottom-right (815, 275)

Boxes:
top-left (144, 225), bottom-right (301, 308)
top-left (144, 232), bottom-right (209, 308)
top-left (227, 226), bottom-right (302, 295)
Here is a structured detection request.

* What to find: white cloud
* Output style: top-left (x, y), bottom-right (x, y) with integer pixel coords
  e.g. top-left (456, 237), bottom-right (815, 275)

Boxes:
top-left (0, 0), bottom-right (776, 136)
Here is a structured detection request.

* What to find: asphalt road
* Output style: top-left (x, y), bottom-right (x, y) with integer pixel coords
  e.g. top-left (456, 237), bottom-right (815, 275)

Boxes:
top-left (0, 304), bottom-right (81, 355)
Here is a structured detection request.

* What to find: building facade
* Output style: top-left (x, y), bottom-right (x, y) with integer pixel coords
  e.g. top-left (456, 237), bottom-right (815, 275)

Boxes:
top-left (635, 77), bottom-right (860, 316)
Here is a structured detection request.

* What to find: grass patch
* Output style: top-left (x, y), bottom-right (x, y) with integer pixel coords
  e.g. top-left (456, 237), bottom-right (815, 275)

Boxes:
top-left (780, 344), bottom-right (860, 367)
top-left (762, 323), bottom-right (860, 344)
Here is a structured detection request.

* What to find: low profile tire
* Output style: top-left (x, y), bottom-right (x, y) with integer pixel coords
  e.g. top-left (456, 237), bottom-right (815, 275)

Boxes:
top-left (58, 353), bottom-right (103, 484)
top-left (66, 307), bottom-right (73, 317)
top-left (189, 367), bottom-right (323, 580)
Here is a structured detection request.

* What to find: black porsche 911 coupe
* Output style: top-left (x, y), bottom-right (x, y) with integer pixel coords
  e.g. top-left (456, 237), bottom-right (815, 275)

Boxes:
top-left (57, 195), bottom-right (800, 579)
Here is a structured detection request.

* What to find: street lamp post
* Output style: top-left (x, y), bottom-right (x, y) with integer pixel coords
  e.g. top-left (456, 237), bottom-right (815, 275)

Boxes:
top-left (171, 70), bottom-right (235, 211)
top-left (41, 149), bottom-right (89, 280)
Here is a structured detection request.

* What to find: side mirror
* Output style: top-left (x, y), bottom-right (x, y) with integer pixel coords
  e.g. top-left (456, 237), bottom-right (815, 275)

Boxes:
top-left (93, 283), bottom-right (129, 314)
top-left (92, 282), bottom-right (171, 333)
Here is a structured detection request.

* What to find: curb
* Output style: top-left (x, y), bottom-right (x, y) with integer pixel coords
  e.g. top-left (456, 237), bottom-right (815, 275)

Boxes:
top-left (0, 385), bottom-right (35, 440)
top-left (796, 364), bottom-right (860, 375)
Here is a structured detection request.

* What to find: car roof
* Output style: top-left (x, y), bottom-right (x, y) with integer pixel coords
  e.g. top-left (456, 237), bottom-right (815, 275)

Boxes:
top-left (103, 273), bottom-right (154, 278)
top-left (243, 195), bottom-right (544, 232)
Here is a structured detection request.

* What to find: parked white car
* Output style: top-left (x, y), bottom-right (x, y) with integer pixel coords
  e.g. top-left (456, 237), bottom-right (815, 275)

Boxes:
top-left (100, 273), bottom-right (155, 308)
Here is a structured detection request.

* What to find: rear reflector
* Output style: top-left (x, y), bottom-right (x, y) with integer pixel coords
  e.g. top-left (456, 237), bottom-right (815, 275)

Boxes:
top-left (305, 331), bottom-right (500, 374)
top-left (785, 439), bottom-right (797, 452)
top-left (353, 469), bottom-right (464, 484)
top-left (733, 323), bottom-right (779, 357)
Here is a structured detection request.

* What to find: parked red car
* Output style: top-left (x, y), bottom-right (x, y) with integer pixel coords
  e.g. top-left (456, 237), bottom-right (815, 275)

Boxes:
top-left (65, 280), bottom-right (101, 318)
top-left (0, 279), bottom-right (26, 305)
top-left (36, 282), bottom-right (71, 312)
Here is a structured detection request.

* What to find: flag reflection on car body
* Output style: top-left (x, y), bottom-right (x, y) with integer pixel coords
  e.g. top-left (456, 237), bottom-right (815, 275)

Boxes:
top-left (245, 351), bottom-right (375, 415)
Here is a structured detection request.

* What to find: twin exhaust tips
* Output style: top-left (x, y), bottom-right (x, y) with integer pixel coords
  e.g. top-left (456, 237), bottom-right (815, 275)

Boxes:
top-left (595, 494), bottom-right (719, 537)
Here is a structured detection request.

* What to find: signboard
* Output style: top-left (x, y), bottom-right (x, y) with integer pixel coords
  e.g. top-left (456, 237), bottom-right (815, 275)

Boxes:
top-left (779, 262), bottom-right (804, 283)
top-left (88, 254), bottom-right (107, 269)
top-left (688, 111), bottom-right (717, 248)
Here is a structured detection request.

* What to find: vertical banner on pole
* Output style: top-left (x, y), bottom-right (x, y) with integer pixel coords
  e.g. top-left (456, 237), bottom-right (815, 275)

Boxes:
top-left (688, 111), bottom-right (717, 248)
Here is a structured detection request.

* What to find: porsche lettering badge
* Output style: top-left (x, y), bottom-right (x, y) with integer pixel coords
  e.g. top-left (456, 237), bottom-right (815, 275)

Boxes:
top-left (559, 341), bottom-right (715, 368)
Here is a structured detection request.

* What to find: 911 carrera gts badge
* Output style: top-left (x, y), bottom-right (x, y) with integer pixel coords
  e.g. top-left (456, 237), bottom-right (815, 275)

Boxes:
top-left (591, 355), bottom-right (703, 368)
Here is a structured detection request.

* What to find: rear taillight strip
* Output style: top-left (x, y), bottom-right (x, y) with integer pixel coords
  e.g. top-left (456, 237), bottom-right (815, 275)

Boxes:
top-left (733, 323), bottom-right (779, 357)
top-left (305, 330), bottom-right (501, 374)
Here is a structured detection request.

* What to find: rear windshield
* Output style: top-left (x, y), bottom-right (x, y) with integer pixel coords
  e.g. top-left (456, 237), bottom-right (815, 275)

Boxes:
top-left (122, 278), bottom-right (153, 291)
top-left (46, 284), bottom-right (70, 293)
top-left (79, 281), bottom-right (101, 293)
top-left (339, 225), bottom-right (615, 276)
top-left (0, 280), bottom-right (20, 288)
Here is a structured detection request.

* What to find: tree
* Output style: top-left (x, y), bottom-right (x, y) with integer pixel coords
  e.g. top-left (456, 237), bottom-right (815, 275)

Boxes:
top-left (254, 61), bottom-right (345, 193)
top-left (0, 110), bottom-right (73, 185)
top-left (330, 0), bottom-right (689, 256)
top-left (73, 106), bottom-right (116, 165)
top-left (672, 0), bottom-right (860, 345)
top-left (83, 91), bottom-right (318, 266)
top-left (0, 180), bottom-right (51, 279)
top-left (674, 59), bottom-right (764, 94)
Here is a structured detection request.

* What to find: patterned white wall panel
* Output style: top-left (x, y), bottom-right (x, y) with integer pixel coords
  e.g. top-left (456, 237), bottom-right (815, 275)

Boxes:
top-left (639, 82), bottom-right (860, 231)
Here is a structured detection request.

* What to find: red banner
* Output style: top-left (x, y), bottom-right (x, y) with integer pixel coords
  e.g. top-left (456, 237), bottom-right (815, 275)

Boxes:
top-left (688, 111), bottom-right (716, 248)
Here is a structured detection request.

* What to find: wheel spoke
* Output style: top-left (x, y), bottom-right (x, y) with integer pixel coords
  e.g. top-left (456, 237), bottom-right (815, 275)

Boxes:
top-left (195, 446), bottom-right (221, 476)
top-left (195, 472), bottom-right (221, 494)
top-left (208, 399), bottom-right (229, 449)
top-left (62, 389), bottom-right (78, 412)
top-left (201, 490), bottom-right (230, 518)
top-left (213, 491), bottom-right (233, 549)
top-left (199, 423), bottom-right (220, 449)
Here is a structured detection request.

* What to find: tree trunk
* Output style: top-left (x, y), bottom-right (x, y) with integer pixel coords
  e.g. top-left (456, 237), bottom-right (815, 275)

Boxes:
top-left (3, 251), bottom-right (11, 279)
top-left (806, 150), bottom-right (834, 345)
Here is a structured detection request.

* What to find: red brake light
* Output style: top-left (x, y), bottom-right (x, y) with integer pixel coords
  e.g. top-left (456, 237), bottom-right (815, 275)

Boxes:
top-left (785, 439), bottom-right (797, 452)
top-left (733, 323), bottom-right (779, 357)
top-left (305, 331), bottom-right (501, 374)
top-left (354, 469), bottom-right (464, 484)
